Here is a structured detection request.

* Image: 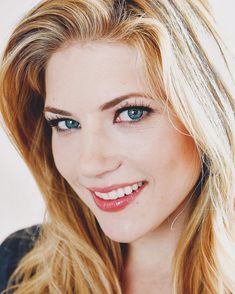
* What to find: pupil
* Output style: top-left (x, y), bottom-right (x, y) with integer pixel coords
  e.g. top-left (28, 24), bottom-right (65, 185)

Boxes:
top-left (128, 109), bottom-right (143, 120)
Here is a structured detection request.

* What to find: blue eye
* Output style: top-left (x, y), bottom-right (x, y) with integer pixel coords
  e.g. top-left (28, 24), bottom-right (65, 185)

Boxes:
top-left (129, 109), bottom-right (143, 120)
top-left (126, 108), bottom-right (144, 120)
top-left (60, 120), bottom-right (79, 130)
top-left (46, 118), bottom-right (80, 132)
top-left (115, 106), bottom-right (153, 123)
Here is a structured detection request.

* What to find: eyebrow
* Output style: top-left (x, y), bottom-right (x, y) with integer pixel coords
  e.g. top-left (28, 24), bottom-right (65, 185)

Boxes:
top-left (44, 92), bottom-right (150, 115)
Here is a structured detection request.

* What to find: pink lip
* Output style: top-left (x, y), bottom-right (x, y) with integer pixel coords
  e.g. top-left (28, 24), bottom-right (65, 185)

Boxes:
top-left (88, 181), bottom-right (144, 193)
top-left (90, 181), bottom-right (148, 212)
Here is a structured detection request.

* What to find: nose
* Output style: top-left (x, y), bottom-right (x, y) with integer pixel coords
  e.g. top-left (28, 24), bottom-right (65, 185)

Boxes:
top-left (77, 127), bottom-right (121, 179)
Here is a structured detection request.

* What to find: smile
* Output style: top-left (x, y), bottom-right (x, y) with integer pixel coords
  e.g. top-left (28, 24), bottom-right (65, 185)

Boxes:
top-left (94, 181), bottom-right (144, 200)
top-left (90, 181), bottom-right (148, 212)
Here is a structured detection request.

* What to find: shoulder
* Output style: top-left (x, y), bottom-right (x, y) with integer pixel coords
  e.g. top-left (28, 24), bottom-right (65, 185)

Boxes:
top-left (0, 225), bottom-right (41, 292)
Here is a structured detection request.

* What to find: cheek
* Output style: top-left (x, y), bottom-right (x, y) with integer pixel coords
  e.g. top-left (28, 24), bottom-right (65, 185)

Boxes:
top-left (151, 129), bottom-right (201, 200)
top-left (122, 122), bottom-right (201, 197)
top-left (51, 133), bottom-right (76, 180)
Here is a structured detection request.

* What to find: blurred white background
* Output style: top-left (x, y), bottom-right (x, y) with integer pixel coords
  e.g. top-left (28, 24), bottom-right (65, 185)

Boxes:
top-left (0, 0), bottom-right (44, 243)
top-left (0, 0), bottom-right (235, 243)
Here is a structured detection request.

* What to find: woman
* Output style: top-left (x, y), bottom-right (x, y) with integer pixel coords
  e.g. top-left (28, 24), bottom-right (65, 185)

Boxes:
top-left (0, 0), bottom-right (234, 293)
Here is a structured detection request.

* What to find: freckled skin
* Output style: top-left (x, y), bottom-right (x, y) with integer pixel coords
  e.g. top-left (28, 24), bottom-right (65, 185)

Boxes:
top-left (45, 41), bottom-right (201, 243)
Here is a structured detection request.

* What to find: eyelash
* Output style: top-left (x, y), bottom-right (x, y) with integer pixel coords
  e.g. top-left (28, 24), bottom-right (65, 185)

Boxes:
top-left (45, 101), bottom-right (154, 133)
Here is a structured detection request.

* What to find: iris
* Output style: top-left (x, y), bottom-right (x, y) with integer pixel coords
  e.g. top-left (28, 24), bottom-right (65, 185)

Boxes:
top-left (64, 119), bottom-right (79, 129)
top-left (128, 108), bottom-right (144, 121)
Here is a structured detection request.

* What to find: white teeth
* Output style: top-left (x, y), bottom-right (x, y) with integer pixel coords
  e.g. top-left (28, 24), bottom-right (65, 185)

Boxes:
top-left (124, 186), bottom-right (133, 195)
top-left (96, 192), bottom-right (109, 199)
top-left (132, 183), bottom-right (138, 191)
top-left (117, 188), bottom-right (125, 197)
top-left (108, 190), bottom-right (119, 200)
top-left (94, 181), bottom-right (145, 200)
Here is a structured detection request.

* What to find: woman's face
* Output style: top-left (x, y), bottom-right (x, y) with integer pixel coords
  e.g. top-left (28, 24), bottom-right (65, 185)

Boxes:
top-left (45, 41), bottom-right (201, 242)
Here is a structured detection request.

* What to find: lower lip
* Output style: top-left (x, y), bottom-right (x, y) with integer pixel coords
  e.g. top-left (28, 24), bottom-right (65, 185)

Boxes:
top-left (90, 182), bottom-right (147, 212)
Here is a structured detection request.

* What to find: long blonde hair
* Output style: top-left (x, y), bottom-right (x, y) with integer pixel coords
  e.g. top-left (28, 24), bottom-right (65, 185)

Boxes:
top-left (0, 0), bottom-right (235, 293)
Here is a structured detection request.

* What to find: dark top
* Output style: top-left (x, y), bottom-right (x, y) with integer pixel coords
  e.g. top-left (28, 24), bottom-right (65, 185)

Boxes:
top-left (0, 225), bottom-right (40, 293)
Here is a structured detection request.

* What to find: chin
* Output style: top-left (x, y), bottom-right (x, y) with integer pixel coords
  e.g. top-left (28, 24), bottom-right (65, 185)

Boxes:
top-left (105, 232), bottom-right (138, 243)
top-left (98, 221), bottom-right (147, 243)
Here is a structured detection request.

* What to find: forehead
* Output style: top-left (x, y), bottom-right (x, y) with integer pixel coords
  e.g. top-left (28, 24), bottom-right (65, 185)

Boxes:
top-left (45, 41), bottom-right (147, 109)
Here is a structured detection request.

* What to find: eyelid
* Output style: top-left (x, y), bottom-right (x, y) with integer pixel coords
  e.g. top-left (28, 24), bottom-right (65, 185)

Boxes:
top-left (45, 116), bottom-right (80, 133)
top-left (113, 99), bottom-right (153, 122)
top-left (45, 113), bottom-right (72, 120)
top-left (45, 114), bottom-right (75, 122)
top-left (45, 117), bottom-right (64, 127)
top-left (116, 98), bottom-right (152, 109)
top-left (45, 117), bottom-right (63, 126)
top-left (114, 106), bottom-right (152, 122)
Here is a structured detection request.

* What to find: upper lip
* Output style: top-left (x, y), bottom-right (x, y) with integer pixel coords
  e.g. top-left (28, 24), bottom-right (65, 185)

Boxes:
top-left (88, 181), bottom-right (145, 193)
